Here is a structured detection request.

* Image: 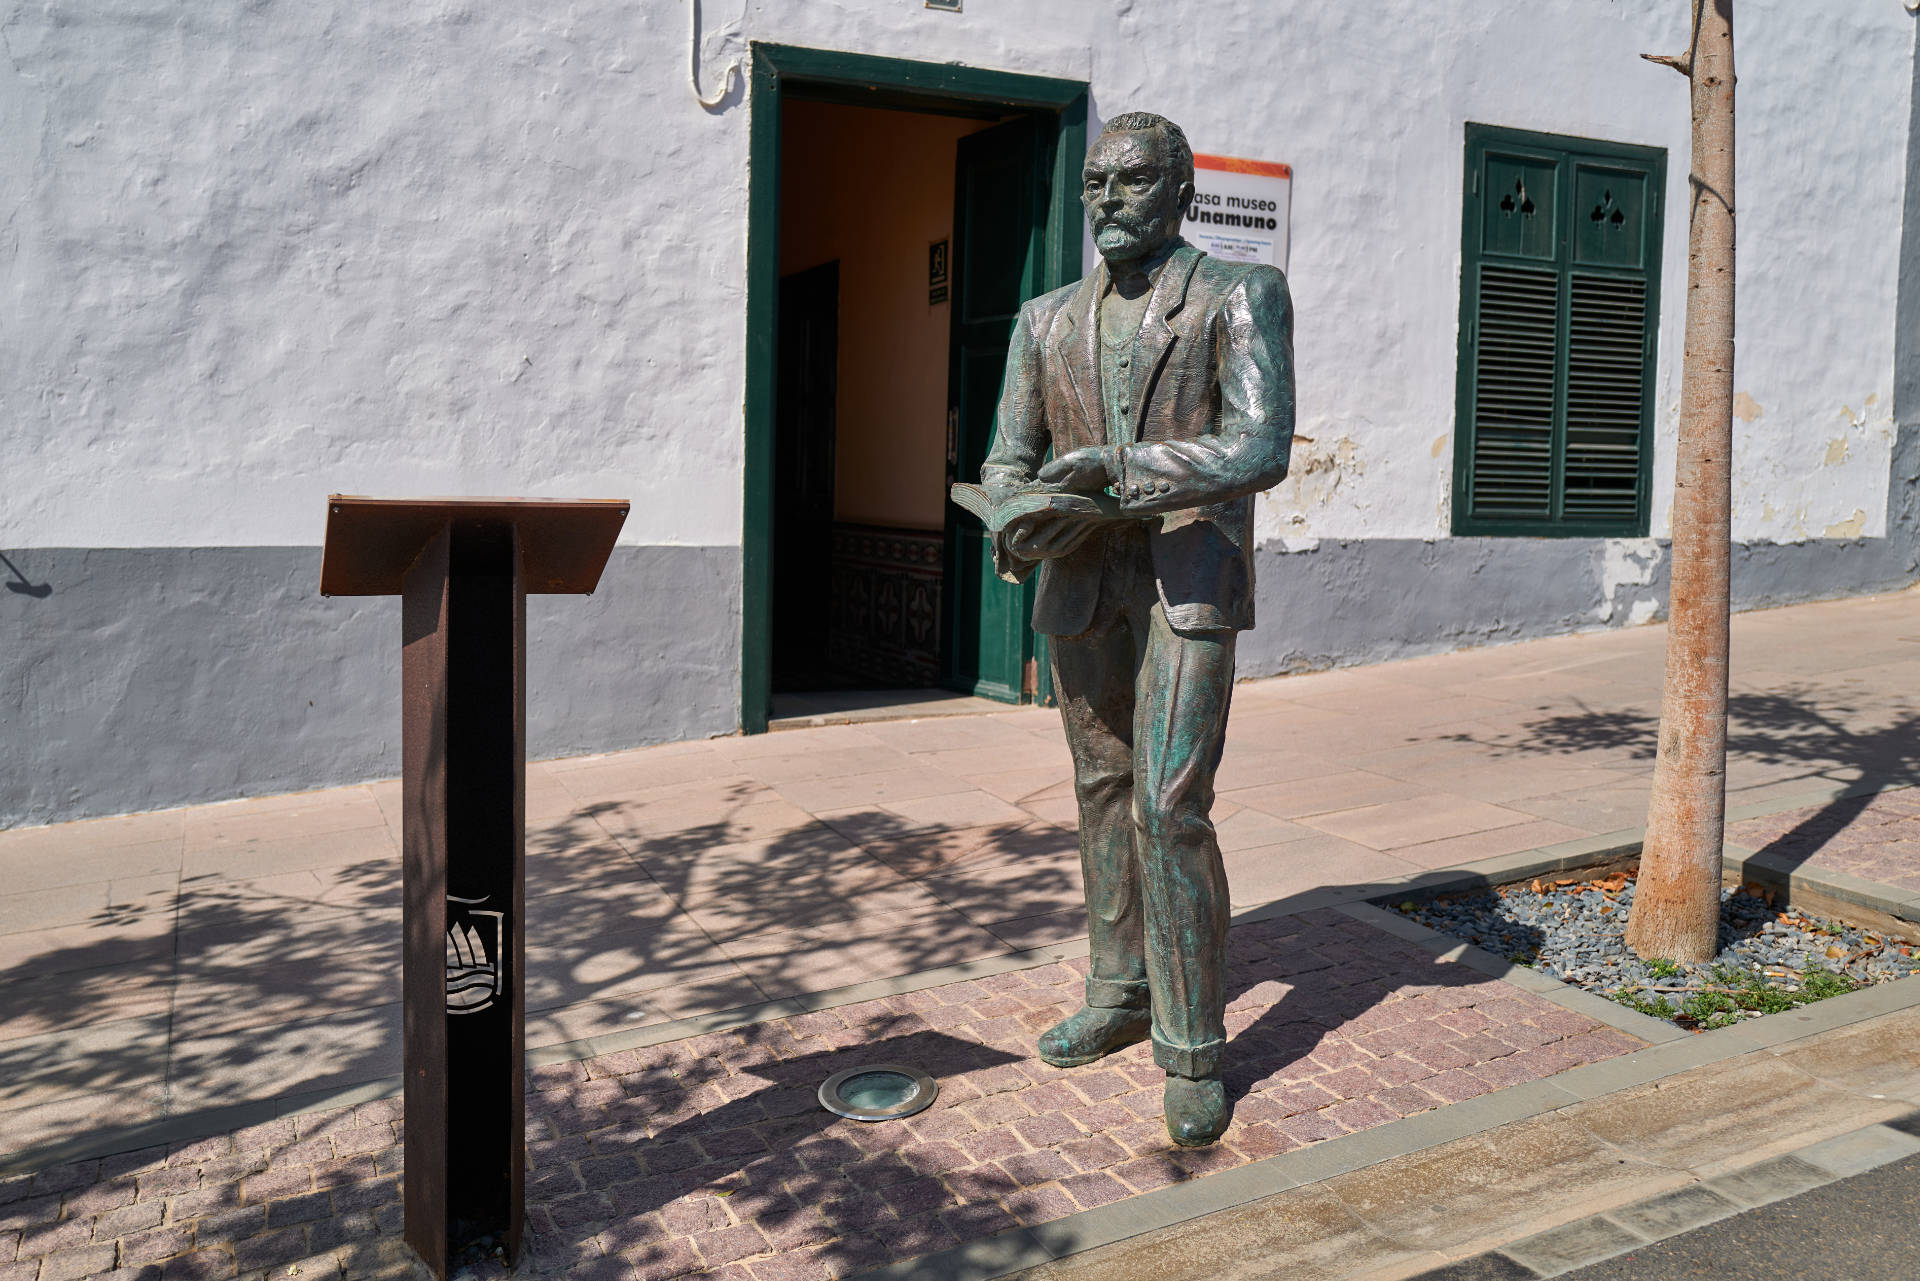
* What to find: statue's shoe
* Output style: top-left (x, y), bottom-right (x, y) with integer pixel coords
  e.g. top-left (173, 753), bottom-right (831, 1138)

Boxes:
top-left (1164, 1074), bottom-right (1232, 1147)
top-left (1037, 1005), bottom-right (1151, 1068)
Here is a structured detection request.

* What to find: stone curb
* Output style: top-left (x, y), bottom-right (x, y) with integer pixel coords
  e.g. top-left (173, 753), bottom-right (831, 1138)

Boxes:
top-left (833, 832), bottom-right (1920, 1281)
top-left (1727, 842), bottom-right (1920, 925)
top-left (1469, 1117), bottom-right (1920, 1278)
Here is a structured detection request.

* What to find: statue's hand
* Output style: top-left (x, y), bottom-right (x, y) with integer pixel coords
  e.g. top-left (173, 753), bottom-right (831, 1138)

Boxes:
top-left (1008, 516), bottom-right (1097, 561)
top-left (1036, 446), bottom-right (1118, 494)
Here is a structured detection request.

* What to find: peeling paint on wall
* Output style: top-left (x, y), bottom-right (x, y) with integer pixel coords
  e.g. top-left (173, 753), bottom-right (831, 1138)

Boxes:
top-left (1264, 433), bottom-right (1361, 542)
top-left (0, 0), bottom-right (1912, 831)
top-left (1825, 508), bottom-right (1868, 539)
top-left (1733, 391), bottom-right (1764, 421)
top-left (1732, 393), bottom-right (1898, 542)
top-left (1594, 538), bottom-right (1664, 623)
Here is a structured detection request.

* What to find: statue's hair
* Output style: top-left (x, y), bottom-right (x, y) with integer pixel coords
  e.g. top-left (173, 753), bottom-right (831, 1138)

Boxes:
top-left (1098, 111), bottom-right (1194, 192)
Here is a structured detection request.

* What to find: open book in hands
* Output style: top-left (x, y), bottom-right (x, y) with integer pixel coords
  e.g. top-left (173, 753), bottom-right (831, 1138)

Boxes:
top-left (950, 482), bottom-right (1127, 561)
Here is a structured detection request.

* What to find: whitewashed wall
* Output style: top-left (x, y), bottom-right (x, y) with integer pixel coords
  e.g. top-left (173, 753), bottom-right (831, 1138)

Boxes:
top-left (5, 1), bottom-right (1910, 553)
top-left (1, 0), bottom-right (1914, 826)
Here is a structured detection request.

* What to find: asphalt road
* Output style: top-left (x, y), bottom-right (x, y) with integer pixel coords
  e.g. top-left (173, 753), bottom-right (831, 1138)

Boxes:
top-left (1559, 1151), bottom-right (1920, 1280)
top-left (1413, 1151), bottom-right (1920, 1281)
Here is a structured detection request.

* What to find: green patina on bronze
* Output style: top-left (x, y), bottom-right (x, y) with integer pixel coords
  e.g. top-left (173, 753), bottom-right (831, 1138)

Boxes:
top-left (956, 112), bottom-right (1295, 1146)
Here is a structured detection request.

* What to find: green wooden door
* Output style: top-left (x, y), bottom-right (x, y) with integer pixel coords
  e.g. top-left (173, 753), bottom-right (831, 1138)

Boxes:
top-left (943, 116), bottom-right (1049, 702)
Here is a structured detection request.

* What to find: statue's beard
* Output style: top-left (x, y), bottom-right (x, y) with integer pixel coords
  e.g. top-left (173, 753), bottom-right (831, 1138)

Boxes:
top-left (1093, 214), bottom-right (1170, 259)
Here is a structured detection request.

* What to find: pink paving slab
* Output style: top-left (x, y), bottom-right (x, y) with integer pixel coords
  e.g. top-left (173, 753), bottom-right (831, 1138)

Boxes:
top-left (1, 910), bottom-right (1644, 1281)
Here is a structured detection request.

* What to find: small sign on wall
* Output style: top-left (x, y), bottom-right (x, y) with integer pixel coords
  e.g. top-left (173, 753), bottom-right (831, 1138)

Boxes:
top-left (926, 0), bottom-right (961, 10)
top-left (929, 239), bottom-right (950, 305)
top-left (1189, 154), bottom-right (1292, 270)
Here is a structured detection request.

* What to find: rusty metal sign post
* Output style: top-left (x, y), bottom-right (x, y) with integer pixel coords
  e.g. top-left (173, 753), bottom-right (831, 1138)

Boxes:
top-left (321, 496), bottom-right (629, 1279)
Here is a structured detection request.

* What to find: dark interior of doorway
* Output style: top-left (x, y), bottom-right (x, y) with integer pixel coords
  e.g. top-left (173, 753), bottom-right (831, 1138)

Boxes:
top-left (770, 96), bottom-right (1023, 707)
top-left (770, 259), bottom-right (840, 692)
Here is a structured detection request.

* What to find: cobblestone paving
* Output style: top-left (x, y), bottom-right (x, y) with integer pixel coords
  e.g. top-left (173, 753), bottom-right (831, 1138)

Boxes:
top-left (0, 911), bottom-right (1642, 1281)
top-left (1730, 788), bottom-right (1920, 894)
top-left (17, 590), bottom-right (1920, 1160)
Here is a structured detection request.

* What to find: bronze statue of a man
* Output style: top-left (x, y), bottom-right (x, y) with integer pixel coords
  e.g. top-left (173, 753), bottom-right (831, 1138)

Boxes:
top-left (978, 111), bottom-right (1293, 1145)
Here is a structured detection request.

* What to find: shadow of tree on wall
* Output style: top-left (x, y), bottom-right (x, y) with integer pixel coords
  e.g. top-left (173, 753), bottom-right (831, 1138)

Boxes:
top-left (1444, 684), bottom-right (1920, 876)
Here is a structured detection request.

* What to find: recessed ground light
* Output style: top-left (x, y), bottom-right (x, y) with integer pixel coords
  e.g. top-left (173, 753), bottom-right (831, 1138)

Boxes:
top-left (818, 1063), bottom-right (939, 1121)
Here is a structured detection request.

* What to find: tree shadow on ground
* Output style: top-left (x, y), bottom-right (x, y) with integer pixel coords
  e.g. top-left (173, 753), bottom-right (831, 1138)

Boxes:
top-left (7, 778), bottom-right (1614, 1281)
top-left (504, 891), bottom-right (1542, 1279)
top-left (1444, 685), bottom-right (1920, 878)
top-left (517, 1029), bottom-right (1025, 1277)
top-left (524, 787), bottom-right (1083, 1013)
top-left (0, 852), bottom-right (404, 1160)
top-left (0, 784), bottom-right (1082, 1173)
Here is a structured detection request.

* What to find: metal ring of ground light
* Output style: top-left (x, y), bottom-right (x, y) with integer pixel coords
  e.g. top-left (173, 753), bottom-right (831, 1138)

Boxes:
top-left (817, 1063), bottom-right (940, 1122)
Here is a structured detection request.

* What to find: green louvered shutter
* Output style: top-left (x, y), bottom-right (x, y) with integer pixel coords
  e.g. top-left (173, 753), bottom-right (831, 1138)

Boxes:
top-left (1452, 126), bottom-right (1665, 537)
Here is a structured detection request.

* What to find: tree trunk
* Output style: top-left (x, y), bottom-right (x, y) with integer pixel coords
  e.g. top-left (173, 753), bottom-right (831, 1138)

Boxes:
top-left (1627, 0), bottom-right (1736, 964)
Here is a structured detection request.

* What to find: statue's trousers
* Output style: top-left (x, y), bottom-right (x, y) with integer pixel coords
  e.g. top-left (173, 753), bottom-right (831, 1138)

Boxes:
top-left (1050, 527), bottom-right (1234, 1079)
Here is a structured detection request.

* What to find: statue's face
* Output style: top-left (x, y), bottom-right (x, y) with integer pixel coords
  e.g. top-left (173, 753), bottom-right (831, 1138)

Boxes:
top-left (1081, 129), bottom-right (1190, 263)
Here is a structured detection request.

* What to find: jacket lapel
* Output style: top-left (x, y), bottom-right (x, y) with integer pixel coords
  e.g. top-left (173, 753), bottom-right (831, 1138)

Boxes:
top-left (1128, 243), bottom-right (1201, 441)
top-left (1054, 264), bottom-right (1104, 446)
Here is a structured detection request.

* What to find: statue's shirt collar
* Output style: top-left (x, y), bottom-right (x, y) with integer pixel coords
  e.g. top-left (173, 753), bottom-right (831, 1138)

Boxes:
top-left (1101, 238), bottom-right (1184, 296)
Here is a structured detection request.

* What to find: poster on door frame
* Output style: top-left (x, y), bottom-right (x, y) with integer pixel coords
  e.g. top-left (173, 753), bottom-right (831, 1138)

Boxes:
top-left (1187, 153), bottom-right (1292, 271)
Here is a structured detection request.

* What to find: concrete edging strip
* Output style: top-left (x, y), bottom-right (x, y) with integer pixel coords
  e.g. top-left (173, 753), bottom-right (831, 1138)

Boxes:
top-left (842, 911), bottom-right (1920, 1280)
top-left (1486, 1118), bottom-right (1920, 1278)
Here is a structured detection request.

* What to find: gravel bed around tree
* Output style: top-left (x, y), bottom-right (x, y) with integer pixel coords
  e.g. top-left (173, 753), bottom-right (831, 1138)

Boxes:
top-left (1390, 869), bottom-right (1920, 1031)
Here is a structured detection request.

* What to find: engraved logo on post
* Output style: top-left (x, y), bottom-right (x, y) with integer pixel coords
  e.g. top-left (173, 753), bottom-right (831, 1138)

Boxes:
top-left (446, 894), bottom-right (505, 1014)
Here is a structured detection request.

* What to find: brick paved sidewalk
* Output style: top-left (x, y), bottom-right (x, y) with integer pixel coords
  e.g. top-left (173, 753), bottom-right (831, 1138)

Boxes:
top-left (7, 591), bottom-right (1919, 1160)
top-left (1730, 787), bottom-right (1920, 895)
top-left (0, 909), bottom-right (1641, 1281)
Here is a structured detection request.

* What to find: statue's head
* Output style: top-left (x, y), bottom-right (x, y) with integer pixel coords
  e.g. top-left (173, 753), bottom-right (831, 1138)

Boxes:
top-left (1082, 111), bottom-right (1195, 265)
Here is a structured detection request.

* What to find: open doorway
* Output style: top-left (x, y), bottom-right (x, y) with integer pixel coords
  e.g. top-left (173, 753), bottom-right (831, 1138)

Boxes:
top-left (743, 48), bottom-right (1088, 733)
top-left (773, 101), bottom-right (993, 697)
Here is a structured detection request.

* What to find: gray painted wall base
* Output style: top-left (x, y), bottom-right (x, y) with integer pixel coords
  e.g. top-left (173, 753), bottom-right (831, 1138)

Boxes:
top-left (1, 544), bottom-right (740, 829)
top-left (1239, 422), bottom-right (1920, 679)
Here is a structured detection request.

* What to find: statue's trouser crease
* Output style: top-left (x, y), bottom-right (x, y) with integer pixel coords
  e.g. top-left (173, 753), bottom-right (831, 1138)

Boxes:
top-left (1051, 528), bottom-right (1233, 1081)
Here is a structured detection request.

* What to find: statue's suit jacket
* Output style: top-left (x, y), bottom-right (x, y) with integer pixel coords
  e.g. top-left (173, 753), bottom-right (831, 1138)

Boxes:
top-left (980, 240), bottom-right (1295, 636)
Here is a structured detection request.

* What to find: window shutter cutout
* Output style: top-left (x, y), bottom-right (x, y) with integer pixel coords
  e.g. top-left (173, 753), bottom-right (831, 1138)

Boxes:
top-left (1469, 264), bottom-right (1559, 518)
top-left (1562, 274), bottom-right (1647, 521)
